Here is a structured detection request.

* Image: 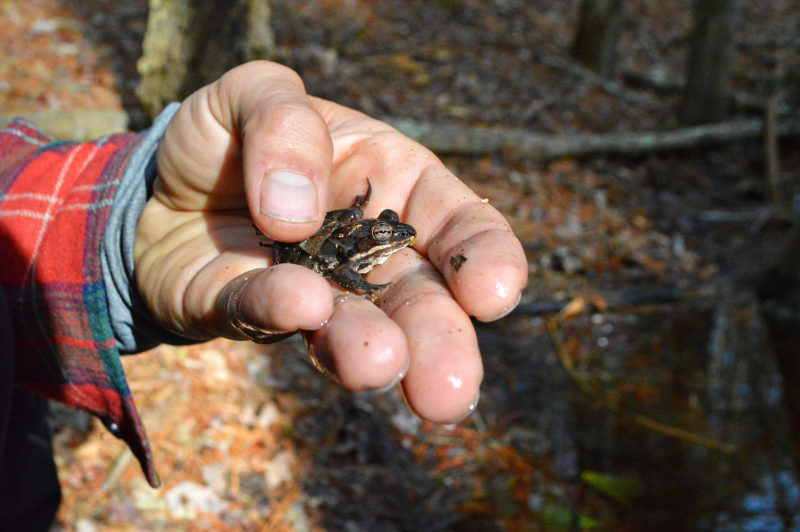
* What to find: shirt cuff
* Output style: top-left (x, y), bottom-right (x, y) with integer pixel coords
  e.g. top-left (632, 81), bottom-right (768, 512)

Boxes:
top-left (101, 102), bottom-right (194, 354)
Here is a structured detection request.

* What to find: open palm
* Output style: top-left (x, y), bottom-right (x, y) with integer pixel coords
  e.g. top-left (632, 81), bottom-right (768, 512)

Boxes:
top-left (134, 62), bottom-right (527, 423)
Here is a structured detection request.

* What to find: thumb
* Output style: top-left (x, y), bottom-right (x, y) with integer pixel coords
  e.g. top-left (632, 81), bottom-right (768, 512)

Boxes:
top-left (221, 61), bottom-right (333, 242)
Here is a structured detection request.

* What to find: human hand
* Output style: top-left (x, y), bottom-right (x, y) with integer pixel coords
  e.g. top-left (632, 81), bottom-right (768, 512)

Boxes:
top-left (134, 61), bottom-right (527, 423)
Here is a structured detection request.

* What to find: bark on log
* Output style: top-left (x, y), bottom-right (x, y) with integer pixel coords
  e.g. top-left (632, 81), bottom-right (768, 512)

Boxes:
top-left (385, 117), bottom-right (800, 160)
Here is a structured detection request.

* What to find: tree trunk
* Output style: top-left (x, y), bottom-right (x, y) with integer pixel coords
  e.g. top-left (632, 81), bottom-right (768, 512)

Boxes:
top-left (137, 0), bottom-right (275, 120)
top-left (680, 0), bottom-right (742, 125)
top-left (570, 0), bottom-right (622, 78)
top-left (758, 230), bottom-right (800, 479)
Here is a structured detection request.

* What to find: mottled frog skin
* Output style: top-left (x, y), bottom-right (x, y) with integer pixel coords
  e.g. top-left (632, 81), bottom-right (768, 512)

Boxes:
top-left (262, 181), bottom-right (416, 297)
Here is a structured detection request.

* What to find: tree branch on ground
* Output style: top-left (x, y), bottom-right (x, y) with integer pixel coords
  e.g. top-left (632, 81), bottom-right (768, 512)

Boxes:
top-left (386, 116), bottom-right (800, 160)
top-left (4, 108), bottom-right (799, 163)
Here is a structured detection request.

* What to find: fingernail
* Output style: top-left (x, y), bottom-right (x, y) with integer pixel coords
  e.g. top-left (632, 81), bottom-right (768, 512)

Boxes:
top-left (493, 292), bottom-right (523, 321)
top-left (374, 356), bottom-right (410, 393)
top-left (301, 330), bottom-right (340, 383)
top-left (439, 389), bottom-right (481, 426)
top-left (260, 170), bottom-right (317, 222)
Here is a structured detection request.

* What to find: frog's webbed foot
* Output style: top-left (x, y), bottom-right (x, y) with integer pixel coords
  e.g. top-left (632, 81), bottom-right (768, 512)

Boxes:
top-left (331, 264), bottom-right (389, 299)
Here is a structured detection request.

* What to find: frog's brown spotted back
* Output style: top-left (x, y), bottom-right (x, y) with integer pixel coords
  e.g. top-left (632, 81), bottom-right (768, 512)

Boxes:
top-left (261, 181), bottom-right (416, 297)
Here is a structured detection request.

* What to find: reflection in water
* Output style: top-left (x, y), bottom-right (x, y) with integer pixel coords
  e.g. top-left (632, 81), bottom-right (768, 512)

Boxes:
top-left (478, 286), bottom-right (800, 529)
top-left (714, 472), bottom-right (800, 531)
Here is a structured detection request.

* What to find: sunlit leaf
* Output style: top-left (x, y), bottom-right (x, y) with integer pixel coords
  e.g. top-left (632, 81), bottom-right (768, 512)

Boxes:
top-left (581, 470), bottom-right (644, 504)
top-left (540, 501), bottom-right (601, 530)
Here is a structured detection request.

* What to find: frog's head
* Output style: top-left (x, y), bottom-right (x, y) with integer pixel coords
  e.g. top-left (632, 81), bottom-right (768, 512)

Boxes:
top-left (346, 209), bottom-right (416, 274)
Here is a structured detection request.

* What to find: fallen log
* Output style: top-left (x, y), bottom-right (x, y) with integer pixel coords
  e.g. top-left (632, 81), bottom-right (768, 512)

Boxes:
top-left (386, 117), bottom-right (800, 160)
top-left (3, 108), bottom-right (798, 161)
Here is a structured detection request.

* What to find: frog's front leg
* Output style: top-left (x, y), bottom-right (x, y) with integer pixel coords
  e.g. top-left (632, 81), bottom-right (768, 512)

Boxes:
top-left (331, 263), bottom-right (389, 297)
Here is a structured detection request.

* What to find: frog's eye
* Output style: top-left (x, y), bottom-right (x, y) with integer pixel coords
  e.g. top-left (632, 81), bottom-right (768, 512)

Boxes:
top-left (378, 209), bottom-right (399, 222)
top-left (371, 222), bottom-right (393, 242)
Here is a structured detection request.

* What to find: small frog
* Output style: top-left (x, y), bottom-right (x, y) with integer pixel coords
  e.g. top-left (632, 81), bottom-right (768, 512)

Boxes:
top-left (259, 181), bottom-right (416, 298)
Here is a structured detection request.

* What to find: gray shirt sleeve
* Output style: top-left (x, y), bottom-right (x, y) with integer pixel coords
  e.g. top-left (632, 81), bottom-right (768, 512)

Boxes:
top-left (101, 102), bottom-right (195, 354)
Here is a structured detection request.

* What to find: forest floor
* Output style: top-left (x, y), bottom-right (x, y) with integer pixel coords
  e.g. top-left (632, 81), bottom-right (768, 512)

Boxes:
top-left (3, 0), bottom-right (800, 530)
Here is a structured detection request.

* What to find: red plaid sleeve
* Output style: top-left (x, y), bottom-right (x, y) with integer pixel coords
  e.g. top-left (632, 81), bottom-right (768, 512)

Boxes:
top-left (0, 120), bottom-right (160, 487)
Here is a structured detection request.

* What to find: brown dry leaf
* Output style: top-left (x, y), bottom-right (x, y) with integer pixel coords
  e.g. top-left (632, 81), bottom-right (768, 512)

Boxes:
top-left (556, 295), bottom-right (608, 322)
top-left (264, 450), bottom-right (297, 491)
top-left (384, 52), bottom-right (424, 72)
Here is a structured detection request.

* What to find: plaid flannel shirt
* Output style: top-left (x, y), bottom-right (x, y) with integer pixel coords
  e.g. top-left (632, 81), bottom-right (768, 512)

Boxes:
top-left (0, 119), bottom-right (161, 487)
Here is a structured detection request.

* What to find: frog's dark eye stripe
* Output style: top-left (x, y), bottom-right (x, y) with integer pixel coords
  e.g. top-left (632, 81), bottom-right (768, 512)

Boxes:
top-left (371, 222), bottom-right (393, 242)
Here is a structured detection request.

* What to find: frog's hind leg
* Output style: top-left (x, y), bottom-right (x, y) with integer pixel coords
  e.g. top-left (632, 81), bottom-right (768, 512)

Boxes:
top-left (355, 179), bottom-right (372, 208)
top-left (332, 264), bottom-right (388, 298)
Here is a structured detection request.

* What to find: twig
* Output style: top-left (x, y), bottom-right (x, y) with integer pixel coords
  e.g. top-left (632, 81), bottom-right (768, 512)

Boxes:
top-left (536, 53), bottom-right (653, 106)
top-left (695, 207), bottom-right (797, 230)
top-left (101, 448), bottom-right (134, 492)
top-left (628, 413), bottom-right (736, 454)
top-left (546, 317), bottom-right (598, 398)
top-left (765, 85), bottom-right (783, 206)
